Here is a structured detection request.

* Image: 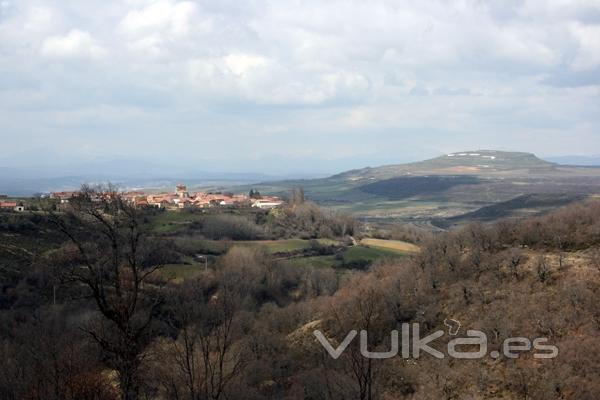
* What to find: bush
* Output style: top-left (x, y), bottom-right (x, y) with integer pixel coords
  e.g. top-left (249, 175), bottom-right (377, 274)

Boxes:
top-left (201, 215), bottom-right (265, 240)
top-left (267, 202), bottom-right (359, 239)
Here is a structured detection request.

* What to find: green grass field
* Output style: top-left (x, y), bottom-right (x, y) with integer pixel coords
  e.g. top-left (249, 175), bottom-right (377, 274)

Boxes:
top-left (181, 238), bottom-right (339, 255)
top-left (279, 244), bottom-right (408, 269)
top-left (279, 255), bottom-right (338, 268)
top-left (235, 239), bottom-right (316, 253)
top-left (146, 211), bottom-right (207, 233)
top-left (160, 264), bottom-right (204, 280)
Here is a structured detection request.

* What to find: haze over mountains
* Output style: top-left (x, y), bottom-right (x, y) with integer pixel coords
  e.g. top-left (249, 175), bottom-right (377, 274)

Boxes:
top-left (2, 150), bottom-right (600, 198)
top-left (545, 155), bottom-right (600, 166)
top-left (0, 159), bottom-right (322, 196)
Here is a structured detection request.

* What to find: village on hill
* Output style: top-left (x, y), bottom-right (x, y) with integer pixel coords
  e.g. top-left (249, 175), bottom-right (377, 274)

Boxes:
top-left (49, 184), bottom-right (284, 210)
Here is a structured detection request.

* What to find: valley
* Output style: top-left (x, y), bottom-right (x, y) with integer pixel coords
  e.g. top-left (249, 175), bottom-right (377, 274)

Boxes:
top-left (235, 150), bottom-right (600, 228)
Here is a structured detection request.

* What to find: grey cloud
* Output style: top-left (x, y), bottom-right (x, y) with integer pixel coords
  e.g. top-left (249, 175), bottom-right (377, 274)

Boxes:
top-left (543, 67), bottom-right (600, 87)
top-left (432, 87), bottom-right (471, 96)
top-left (409, 85), bottom-right (429, 96)
top-left (0, 0), bottom-right (599, 173)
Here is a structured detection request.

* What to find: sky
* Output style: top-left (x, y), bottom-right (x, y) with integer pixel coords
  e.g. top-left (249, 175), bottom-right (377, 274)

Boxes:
top-left (1, 0), bottom-right (600, 175)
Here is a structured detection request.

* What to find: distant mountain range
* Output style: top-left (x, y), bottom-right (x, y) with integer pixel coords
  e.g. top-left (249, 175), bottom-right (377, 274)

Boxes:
top-left (544, 155), bottom-right (600, 166)
top-left (0, 160), bottom-right (323, 196)
top-left (2, 150), bottom-right (600, 198)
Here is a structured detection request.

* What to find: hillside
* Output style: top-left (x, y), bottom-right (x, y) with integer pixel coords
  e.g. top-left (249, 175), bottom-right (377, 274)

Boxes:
top-left (5, 194), bottom-right (600, 399)
top-left (236, 150), bottom-right (600, 227)
top-left (432, 192), bottom-right (587, 228)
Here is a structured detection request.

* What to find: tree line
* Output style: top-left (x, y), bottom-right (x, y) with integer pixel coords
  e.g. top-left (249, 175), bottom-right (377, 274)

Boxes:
top-left (1, 190), bottom-right (599, 399)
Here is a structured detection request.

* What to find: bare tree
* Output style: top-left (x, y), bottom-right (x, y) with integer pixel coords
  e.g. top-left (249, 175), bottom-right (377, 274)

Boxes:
top-left (590, 248), bottom-right (600, 273)
top-left (325, 275), bottom-right (397, 400)
top-left (50, 185), bottom-right (168, 400)
top-left (535, 255), bottom-right (551, 283)
top-left (165, 271), bottom-right (245, 400)
top-left (290, 187), bottom-right (305, 206)
top-left (507, 247), bottom-right (523, 279)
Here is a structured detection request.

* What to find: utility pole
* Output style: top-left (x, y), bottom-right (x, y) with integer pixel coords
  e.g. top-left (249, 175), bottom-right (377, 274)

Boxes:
top-left (197, 255), bottom-right (208, 271)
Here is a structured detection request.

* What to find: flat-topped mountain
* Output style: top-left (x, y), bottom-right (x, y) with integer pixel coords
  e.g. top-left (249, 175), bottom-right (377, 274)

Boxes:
top-left (334, 150), bottom-right (556, 182)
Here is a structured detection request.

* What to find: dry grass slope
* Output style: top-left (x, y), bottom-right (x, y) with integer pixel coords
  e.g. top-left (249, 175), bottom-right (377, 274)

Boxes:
top-left (360, 238), bottom-right (420, 253)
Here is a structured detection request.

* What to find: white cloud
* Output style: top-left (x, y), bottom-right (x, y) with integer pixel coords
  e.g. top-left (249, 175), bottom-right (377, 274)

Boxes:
top-left (1, 0), bottom-right (600, 169)
top-left (119, 0), bottom-right (202, 37)
top-left (570, 23), bottom-right (600, 70)
top-left (120, 1), bottom-right (171, 33)
top-left (41, 29), bottom-right (105, 59)
top-left (187, 53), bottom-right (370, 105)
top-left (22, 5), bottom-right (58, 33)
top-left (223, 53), bottom-right (267, 76)
top-left (118, 0), bottom-right (207, 58)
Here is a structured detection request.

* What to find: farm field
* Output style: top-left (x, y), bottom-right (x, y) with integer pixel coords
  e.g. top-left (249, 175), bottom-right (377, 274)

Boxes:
top-left (234, 238), bottom-right (339, 253)
top-left (359, 238), bottom-right (420, 253)
top-left (279, 255), bottom-right (338, 268)
top-left (160, 264), bottom-right (204, 281)
top-left (175, 238), bottom-right (340, 255)
top-left (147, 211), bottom-right (206, 233)
top-left (160, 238), bottom-right (413, 280)
top-left (342, 244), bottom-right (408, 262)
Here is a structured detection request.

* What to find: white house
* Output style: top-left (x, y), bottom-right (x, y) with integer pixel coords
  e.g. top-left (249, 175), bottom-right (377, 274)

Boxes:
top-left (252, 200), bottom-right (283, 209)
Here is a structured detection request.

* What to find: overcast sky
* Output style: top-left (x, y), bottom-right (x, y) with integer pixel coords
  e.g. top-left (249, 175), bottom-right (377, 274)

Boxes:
top-left (1, 0), bottom-right (600, 174)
